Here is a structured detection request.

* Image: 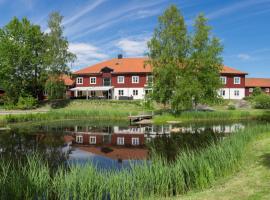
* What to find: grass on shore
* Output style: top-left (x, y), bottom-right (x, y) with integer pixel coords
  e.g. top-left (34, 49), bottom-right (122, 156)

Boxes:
top-left (174, 131), bottom-right (270, 200)
top-left (0, 125), bottom-right (270, 199)
top-left (154, 110), bottom-right (268, 124)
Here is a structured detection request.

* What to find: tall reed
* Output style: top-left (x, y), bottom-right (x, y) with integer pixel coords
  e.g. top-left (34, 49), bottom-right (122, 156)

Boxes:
top-left (0, 124), bottom-right (269, 199)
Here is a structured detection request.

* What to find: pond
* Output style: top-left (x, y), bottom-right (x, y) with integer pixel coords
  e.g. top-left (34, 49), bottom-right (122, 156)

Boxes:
top-left (0, 120), bottom-right (255, 170)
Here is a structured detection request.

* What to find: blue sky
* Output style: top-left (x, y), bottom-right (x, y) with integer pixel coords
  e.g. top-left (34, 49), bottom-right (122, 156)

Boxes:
top-left (0, 0), bottom-right (270, 77)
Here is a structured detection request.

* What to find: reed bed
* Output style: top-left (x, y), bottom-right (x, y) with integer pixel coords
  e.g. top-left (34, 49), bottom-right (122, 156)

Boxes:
top-left (0, 124), bottom-right (269, 199)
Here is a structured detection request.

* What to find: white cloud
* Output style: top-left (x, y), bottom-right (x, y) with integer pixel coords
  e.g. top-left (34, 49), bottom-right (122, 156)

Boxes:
top-left (68, 42), bottom-right (109, 69)
top-left (207, 0), bottom-right (270, 19)
top-left (237, 53), bottom-right (251, 61)
top-left (63, 0), bottom-right (106, 26)
top-left (117, 37), bottom-right (149, 57)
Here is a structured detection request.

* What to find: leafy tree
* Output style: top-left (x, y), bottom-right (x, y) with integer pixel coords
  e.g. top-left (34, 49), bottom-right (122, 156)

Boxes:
top-left (0, 17), bottom-right (47, 103)
top-left (148, 5), bottom-right (223, 111)
top-left (173, 14), bottom-right (223, 110)
top-left (252, 87), bottom-right (263, 97)
top-left (46, 12), bottom-right (76, 75)
top-left (147, 5), bottom-right (189, 106)
top-left (45, 76), bottom-right (66, 100)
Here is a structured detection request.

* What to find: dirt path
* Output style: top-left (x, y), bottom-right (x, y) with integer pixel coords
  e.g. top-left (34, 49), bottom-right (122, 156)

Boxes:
top-left (0, 109), bottom-right (49, 115)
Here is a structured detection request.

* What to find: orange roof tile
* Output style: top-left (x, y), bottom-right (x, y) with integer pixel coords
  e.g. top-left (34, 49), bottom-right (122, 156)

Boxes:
top-left (221, 66), bottom-right (247, 75)
top-left (73, 57), bottom-right (246, 75)
top-left (74, 58), bottom-right (151, 74)
top-left (60, 74), bottom-right (74, 86)
top-left (245, 78), bottom-right (270, 87)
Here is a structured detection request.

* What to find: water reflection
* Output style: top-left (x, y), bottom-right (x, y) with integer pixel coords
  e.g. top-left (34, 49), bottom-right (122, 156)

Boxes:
top-left (0, 121), bottom-right (247, 170)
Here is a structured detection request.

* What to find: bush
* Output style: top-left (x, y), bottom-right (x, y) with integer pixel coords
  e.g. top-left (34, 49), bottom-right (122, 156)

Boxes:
top-left (227, 104), bottom-right (236, 110)
top-left (253, 94), bottom-right (270, 109)
top-left (16, 95), bottom-right (38, 110)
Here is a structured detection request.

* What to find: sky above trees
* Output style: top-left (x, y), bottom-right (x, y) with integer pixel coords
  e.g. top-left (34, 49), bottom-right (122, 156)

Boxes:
top-left (0, 0), bottom-right (270, 77)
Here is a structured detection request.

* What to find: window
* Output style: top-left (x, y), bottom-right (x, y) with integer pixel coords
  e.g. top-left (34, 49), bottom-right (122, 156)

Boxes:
top-left (234, 90), bottom-right (240, 96)
top-left (132, 76), bottom-right (139, 83)
top-left (266, 88), bottom-right (270, 92)
top-left (220, 76), bottom-right (227, 84)
top-left (117, 137), bottom-right (125, 145)
top-left (132, 138), bottom-right (140, 146)
top-left (76, 135), bottom-right (83, 143)
top-left (117, 76), bottom-right (125, 83)
top-left (220, 89), bottom-right (225, 96)
top-left (249, 88), bottom-right (253, 93)
top-left (89, 136), bottom-right (96, 144)
top-left (133, 90), bottom-right (138, 96)
top-left (76, 77), bottom-right (83, 84)
top-left (118, 90), bottom-right (124, 96)
top-left (90, 77), bottom-right (96, 84)
top-left (234, 77), bottom-right (241, 84)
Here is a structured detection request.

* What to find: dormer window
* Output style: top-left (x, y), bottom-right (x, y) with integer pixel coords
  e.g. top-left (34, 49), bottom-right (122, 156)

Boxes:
top-left (234, 77), bottom-right (241, 85)
top-left (76, 77), bottom-right (83, 85)
top-left (132, 76), bottom-right (139, 84)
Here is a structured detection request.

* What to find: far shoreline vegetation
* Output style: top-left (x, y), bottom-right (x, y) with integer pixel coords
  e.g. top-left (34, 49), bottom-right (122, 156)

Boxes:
top-left (0, 4), bottom-right (270, 200)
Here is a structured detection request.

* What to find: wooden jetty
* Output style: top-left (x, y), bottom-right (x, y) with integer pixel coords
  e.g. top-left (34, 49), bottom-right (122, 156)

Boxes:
top-left (128, 114), bottom-right (153, 124)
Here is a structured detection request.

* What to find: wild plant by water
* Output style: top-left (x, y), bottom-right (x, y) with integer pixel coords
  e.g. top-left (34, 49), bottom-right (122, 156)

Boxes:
top-left (0, 124), bottom-right (269, 199)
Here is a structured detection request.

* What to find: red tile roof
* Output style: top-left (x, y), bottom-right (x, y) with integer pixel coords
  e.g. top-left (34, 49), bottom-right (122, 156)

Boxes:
top-left (74, 58), bottom-right (151, 74)
top-left (74, 57), bottom-right (246, 75)
top-left (221, 66), bottom-right (248, 75)
top-left (60, 74), bottom-right (74, 86)
top-left (245, 78), bottom-right (270, 87)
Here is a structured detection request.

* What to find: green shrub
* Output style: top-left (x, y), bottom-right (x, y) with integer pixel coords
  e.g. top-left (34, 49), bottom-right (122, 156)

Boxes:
top-left (227, 104), bottom-right (236, 110)
top-left (253, 94), bottom-right (270, 109)
top-left (16, 95), bottom-right (38, 110)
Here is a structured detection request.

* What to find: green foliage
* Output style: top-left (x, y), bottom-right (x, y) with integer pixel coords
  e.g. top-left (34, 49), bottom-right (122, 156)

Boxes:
top-left (148, 5), bottom-right (223, 112)
top-left (227, 104), bottom-right (236, 110)
top-left (16, 95), bottom-right (38, 110)
top-left (0, 12), bottom-right (75, 104)
top-left (252, 87), bottom-right (263, 97)
top-left (46, 12), bottom-right (76, 75)
top-left (45, 77), bottom-right (66, 100)
top-left (253, 94), bottom-right (270, 109)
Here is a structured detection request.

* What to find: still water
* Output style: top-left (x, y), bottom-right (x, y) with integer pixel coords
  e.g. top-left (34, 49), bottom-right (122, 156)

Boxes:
top-left (0, 120), bottom-right (251, 170)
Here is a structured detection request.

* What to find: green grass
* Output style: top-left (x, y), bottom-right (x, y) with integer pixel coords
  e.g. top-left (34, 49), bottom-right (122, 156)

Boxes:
top-left (154, 110), bottom-right (267, 124)
top-left (0, 124), bottom-right (270, 199)
top-left (0, 100), bottom-right (152, 124)
top-left (173, 132), bottom-right (270, 200)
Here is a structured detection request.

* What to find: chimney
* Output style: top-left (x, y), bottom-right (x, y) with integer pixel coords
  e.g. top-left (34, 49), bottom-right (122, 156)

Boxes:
top-left (118, 54), bottom-right (123, 59)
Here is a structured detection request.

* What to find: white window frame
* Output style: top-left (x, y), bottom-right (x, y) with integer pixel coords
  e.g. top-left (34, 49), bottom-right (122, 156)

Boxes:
top-left (76, 135), bottom-right (83, 143)
top-left (117, 76), bottom-right (125, 84)
top-left (89, 136), bottom-right (96, 144)
top-left (220, 76), bottom-right (227, 84)
top-left (234, 90), bottom-right (240, 96)
top-left (76, 77), bottom-right (83, 85)
top-left (117, 137), bottom-right (125, 145)
top-left (118, 90), bottom-right (124, 96)
top-left (132, 76), bottom-right (139, 84)
top-left (220, 89), bottom-right (225, 96)
top-left (234, 77), bottom-right (241, 85)
top-left (249, 88), bottom-right (253, 93)
top-left (90, 77), bottom-right (96, 84)
top-left (132, 137), bottom-right (140, 146)
top-left (265, 88), bottom-right (269, 93)
top-left (133, 90), bottom-right (138, 96)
